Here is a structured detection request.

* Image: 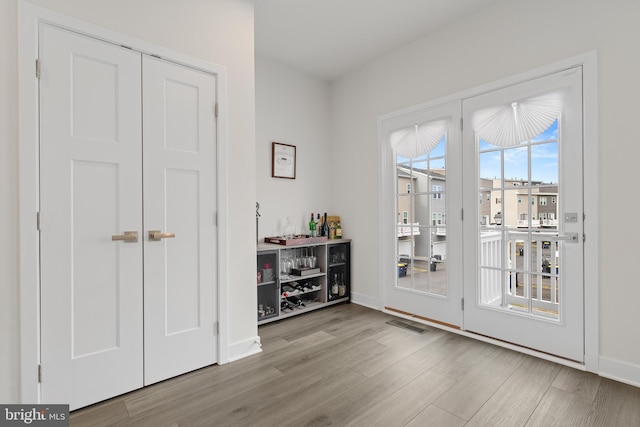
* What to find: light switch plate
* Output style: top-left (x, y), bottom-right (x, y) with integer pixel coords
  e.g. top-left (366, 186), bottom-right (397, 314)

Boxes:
top-left (564, 213), bottom-right (578, 223)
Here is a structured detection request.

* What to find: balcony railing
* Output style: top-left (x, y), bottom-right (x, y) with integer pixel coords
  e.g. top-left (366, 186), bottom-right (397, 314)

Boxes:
top-left (517, 219), bottom-right (559, 228)
top-left (397, 223), bottom-right (421, 237)
top-left (479, 230), bottom-right (560, 318)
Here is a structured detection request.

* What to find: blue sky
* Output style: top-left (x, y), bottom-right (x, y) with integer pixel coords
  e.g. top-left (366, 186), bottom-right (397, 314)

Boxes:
top-left (479, 120), bottom-right (559, 184)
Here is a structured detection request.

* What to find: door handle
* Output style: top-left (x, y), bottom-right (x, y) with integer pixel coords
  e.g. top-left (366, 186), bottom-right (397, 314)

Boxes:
top-left (112, 231), bottom-right (138, 243)
top-left (149, 230), bottom-right (176, 241)
top-left (556, 233), bottom-right (579, 243)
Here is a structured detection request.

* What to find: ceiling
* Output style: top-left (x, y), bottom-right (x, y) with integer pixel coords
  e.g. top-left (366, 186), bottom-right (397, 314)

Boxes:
top-left (253, 0), bottom-right (502, 81)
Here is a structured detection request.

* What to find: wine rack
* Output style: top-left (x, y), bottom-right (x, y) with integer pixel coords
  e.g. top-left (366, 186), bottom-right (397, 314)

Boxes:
top-left (257, 240), bottom-right (350, 324)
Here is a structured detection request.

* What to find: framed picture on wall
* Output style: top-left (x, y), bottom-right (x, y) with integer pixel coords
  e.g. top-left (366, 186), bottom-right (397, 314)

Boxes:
top-left (272, 142), bottom-right (296, 179)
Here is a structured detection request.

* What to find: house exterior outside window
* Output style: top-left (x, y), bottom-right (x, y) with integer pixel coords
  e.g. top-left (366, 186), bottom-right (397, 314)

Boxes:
top-left (432, 185), bottom-right (442, 199)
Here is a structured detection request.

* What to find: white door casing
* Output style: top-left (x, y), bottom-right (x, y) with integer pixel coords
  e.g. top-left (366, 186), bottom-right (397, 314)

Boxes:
top-left (142, 55), bottom-right (218, 384)
top-left (39, 24), bottom-right (219, 409)
top-left (39, 23), bottom-right (144, 409)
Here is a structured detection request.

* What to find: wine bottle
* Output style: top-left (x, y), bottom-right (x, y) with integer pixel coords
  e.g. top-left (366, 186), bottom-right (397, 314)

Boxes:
top-left (329, 221), bottom-right (336, 239)
top-left (322, 212), bottom-right (329, 237)
top-left (315, 213), bottom-right (320, 232)
top-left (309, 213), bottom-right (316, 237)
top-left (335, 222), bottom-right (342, 239)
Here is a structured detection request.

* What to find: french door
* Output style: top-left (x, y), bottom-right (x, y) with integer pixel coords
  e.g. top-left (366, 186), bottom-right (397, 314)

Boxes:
top-left (383, 68), bottom-right (584, 362)
top-left (39, 24), bottom-right (218, 409)
top-left (462, 68), bottom-right (584, 362)
top-left (384, 101), bottom-right (463, 327)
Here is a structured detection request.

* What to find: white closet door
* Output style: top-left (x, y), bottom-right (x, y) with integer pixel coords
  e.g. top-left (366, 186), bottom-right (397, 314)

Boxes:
top-left (142, 55), bottom-right (218, 384)
top-left (39, 24), bottom-right (143, 410)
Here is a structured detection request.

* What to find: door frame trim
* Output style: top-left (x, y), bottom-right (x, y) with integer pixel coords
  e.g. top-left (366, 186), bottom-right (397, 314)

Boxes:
top-left (18, 1), bottom-right (230, 403)
top-left (378, 50), bottom-right (598, 372)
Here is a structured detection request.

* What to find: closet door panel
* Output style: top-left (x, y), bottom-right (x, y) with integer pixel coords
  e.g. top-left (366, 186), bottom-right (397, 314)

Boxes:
top-left (142, 55), bottom-right (218, 384)
top-left (39, 23), bottom-right (143, 410)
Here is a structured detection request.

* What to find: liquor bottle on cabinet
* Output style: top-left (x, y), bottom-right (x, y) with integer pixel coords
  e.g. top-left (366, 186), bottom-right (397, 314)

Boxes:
top-left (322, 212), bottom-right (329, 237)
top-left (309, 213), bottom-right (316, 237)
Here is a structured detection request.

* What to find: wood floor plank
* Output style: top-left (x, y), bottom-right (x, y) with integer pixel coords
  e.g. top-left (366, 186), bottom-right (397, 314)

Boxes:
top-left (551, 366), bottom-right (601, 402)
top-left (346, 369), bottom-right (456, 427)
top-left (171, 364), bottom-right (364, 427)
top-left (289, 339), bottom-right (449, 426)
top-left (429, 335), bottom-right (502, 381)
top-left (433, 346), bottom-right (527, 420)
top-left (405, 405), bottom-right (466, 427)
top-left (352, 326), bottom-right (447, 378)
top-left (584, 377), bottom-right (640, 426)
top-left (525, 386), bottom-right (594, 426)
top-left (465, 356), bottom-right (562, 427)
top-left (69, 399), bottom-right (129, 427)
top-left (110, 366), bottom-right (283, 427)
top-left (122, 364), bottom-right (283, 418)
top-left (219, 367), bottom-right (367, 427)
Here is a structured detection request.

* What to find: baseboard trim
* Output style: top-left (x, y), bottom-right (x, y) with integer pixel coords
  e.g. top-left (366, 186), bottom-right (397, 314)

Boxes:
top-left (350, 292), bottom-right (380, 310)
top-left (226, 336), bottom-right (262, 363)
top-left (599, 356), bottom-right (640, 388)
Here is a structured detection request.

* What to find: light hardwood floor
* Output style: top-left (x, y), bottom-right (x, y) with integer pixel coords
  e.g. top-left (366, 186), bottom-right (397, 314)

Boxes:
top-left (70, 304), bottom-right (640, 426)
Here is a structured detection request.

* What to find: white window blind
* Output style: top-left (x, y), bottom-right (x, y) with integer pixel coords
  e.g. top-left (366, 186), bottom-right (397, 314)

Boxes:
top-left (390, 119), bottom-right (447, 158)
top-left (471, 89), bottom-right (567, 147)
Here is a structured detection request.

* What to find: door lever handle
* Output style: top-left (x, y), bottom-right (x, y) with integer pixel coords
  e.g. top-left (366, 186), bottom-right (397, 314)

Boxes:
top-left (112, 231), bottom-right (138, 242)
top-left (556, 232), bottom-right (579, 243)
top-left (149, 230), bottom-right (176, 241)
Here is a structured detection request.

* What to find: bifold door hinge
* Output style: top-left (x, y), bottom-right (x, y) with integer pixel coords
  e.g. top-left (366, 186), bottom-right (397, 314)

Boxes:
top-left (37, 212), bottom-right (41, 231)
top-left (36, 59), bottom-right (41, 79)
top-left (461, 298), bottom-right (464, 311)
top-left (460, 118), bottom-right (463, 131)
top-left (214, 322), bottom-right (219, 336)
top-left (461, 209), bottom-right (464, 221)
top-left (215, 102), bottom-right (219, 118)
top-left (38, 365), bottom-right (42, 383)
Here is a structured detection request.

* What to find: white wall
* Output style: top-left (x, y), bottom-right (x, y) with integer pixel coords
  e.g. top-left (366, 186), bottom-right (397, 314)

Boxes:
top-left (255, 54), bottom-right (332, 240)
top-left (1, 0), bottom-right (256, 403)
top-left (331, 0), bottom-right (640, 376)
top-left (0, 0), bottom-right (20, 406)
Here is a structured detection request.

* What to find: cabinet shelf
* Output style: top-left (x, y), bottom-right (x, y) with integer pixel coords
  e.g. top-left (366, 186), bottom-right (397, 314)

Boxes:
top-left (257, 312), bottom-right (278, 322)
top-left (276, 301), bottom-right (325, 320)
top-left (280, 272), bottom-right (325, 283)
top-left (280, 286), bottom-right (322, 299)
top-left (257, 280), bottom-right (276, 287)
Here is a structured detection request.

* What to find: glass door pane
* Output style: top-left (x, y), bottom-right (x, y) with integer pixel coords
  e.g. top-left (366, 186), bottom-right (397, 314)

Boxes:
top-left (396, 137), bottom-right (447, 296)
top-left (477, 120), bottom-right (561, 320)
